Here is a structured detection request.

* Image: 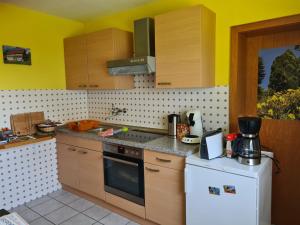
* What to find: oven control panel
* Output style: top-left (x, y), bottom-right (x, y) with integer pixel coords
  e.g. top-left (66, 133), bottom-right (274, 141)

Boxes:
top-left (104, 143), bottom-right (143, 159)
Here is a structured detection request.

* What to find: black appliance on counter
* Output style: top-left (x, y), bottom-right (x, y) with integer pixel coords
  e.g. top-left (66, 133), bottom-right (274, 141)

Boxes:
top-left (236, 116), bottom-right (262, 166)
top-left (103, 143), bottom-right (145, 206)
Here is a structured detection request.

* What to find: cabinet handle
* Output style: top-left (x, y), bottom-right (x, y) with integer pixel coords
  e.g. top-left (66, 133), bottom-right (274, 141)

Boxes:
top-left (78, 150), bottom-right (88, 154)
top-left (156, 157), bottom-right (172, 163)
top-left (89, 84), bottom-right (99, 88)
top-left (78, 84), bottom-right (87, 88)
top-left (146, 167), bottom-right (160, 172)
top-left (103, 156), bottom-right (138, 167)
top-left (68, 147), bottom-right (76, 152)
top-left (157, 82), bottom-right (171, 85)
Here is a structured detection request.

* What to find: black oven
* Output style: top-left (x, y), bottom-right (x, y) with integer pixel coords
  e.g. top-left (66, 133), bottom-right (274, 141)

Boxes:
top-left (103, 143), bottom-right (144, 206)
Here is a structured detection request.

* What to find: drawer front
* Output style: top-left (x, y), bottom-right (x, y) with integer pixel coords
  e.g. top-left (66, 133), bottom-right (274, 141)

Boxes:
top-left (56, 133), bottom-right (102, 151)
top-left (105, 192), bottom-right (145, 219)
top-left (144, 150), bottom-right (185, 171)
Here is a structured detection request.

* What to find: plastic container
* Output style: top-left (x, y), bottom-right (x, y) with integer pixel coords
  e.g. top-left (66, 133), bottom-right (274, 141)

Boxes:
top-left (225, 133), bottom-right (238, 158)
top-left (67, 120), bottom-right (100, 132)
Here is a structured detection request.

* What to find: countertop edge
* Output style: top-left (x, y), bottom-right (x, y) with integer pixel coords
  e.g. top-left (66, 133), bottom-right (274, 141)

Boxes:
top-left (0, 136), bottom-right (54, 151)
top-left (56, 128), bottom-right (198, 157)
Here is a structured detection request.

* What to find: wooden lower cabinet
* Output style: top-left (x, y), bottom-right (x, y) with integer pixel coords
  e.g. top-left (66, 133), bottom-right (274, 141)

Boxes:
top-left (57, 143), bottom-right (105, 200)
top-left (57, 143), bottom-right (79, 188)
top-left (144, 162), bottom-right (185, 225)
top-left (57, 138), bottom-right (185, 224)
top-left (77, 147), bottom-right (105, 199)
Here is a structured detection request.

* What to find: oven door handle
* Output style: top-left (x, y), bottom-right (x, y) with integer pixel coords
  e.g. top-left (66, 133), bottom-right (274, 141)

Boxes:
top-left (103, 156), bottom-right (139, 167)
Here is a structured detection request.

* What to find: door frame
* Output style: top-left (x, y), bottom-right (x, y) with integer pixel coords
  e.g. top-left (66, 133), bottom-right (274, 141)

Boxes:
top-left (229, 14), bottom-right (300, 225)
top-left (229, 14), bottom-right (300, 132)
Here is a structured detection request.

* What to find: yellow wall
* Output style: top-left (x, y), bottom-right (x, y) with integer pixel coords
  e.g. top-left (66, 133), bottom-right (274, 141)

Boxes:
top-left (85, 0), bottom-right (300, 85)
top-left (0, 3), bottom-right (84, 89)
top-left (1, 1), bottom-right (299, 89)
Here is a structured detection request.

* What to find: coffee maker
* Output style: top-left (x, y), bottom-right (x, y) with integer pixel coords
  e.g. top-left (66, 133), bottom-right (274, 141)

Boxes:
top-left (237, 116), bottom-right (262, 166)
top-left (187, 110), bottom-right (203, 136)
top-left (181, 110), bottom-right (203, 144)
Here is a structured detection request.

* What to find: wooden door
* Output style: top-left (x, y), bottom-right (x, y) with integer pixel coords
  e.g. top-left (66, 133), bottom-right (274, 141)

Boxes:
top-left (155, 5), bottom-right (215, 88)
top-left (64, 35), bottom-right (88, 89)
top-left (230, 15), bottom-right (300, 225)
top-left (57, 143), bottom-right (79, 188)
top-left (77, 148), bottom-right (105, 200)
top-left (144, 163), bottom-right (185, 225)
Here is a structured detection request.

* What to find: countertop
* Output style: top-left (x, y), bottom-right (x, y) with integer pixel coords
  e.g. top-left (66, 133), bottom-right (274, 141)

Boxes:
top-left (186, 151), bottom-right (273, 178)
top-left (0, 135), bottom-right (54, 151)
top-left (57, 126), bottom-right (199, 157)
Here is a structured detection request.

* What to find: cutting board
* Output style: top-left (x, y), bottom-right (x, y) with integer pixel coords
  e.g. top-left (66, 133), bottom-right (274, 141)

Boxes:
top-left (11, 112), bottom-right (45, 136)
top-left (28, 112), bottom-right (45, 134)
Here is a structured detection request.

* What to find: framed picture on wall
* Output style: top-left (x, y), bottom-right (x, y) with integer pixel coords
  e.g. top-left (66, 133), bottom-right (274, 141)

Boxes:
top-left (2, 45), bottom-right (31, 65)
top-left (257, 45), bottom-right (300, 120)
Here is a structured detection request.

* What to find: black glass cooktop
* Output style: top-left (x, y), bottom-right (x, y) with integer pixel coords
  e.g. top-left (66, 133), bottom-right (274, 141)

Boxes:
top-left (107, 130), bottom-right (163, 143)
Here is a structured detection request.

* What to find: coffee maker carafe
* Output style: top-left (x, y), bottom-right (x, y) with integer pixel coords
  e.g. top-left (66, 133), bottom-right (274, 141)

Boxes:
top-left (237, 116), bottom-right (262, 166)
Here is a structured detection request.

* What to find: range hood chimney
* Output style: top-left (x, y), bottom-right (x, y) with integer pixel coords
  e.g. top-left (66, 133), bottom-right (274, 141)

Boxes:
top-left (107, 18), bottom-right (155, 75)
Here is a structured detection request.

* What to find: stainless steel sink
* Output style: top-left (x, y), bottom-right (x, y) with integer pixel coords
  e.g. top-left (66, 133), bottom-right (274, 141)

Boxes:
top-left (88, 125), bottom-right (121, 133)
top-left (87, 127), bottom-right (107, 133)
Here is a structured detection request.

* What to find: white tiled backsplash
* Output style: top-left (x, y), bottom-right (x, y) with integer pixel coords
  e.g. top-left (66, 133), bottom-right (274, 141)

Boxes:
top-left (0, 90), bottom-right (88, 128)
top-left (0, 139), bottom-right (61, 209)
top-left (0, 75), bottom-right (229, 132)
top-left (88, 75), bottom-right (229, 132)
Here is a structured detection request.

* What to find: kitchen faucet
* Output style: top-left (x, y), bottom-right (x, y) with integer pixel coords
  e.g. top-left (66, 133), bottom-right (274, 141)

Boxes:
top-left (105, 104), bottom-right (127, 120)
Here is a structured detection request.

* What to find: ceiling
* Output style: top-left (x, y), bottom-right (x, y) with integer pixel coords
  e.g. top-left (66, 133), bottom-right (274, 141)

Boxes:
top-left (0, 0), bottom-right (154, 22)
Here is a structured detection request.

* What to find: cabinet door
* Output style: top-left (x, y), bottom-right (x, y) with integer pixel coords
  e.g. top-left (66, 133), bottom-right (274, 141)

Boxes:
top-left (77, 148), bottom-right (105, 200)
top-left (57, 143), bottom-right (79, 188)
top-left (86, 28), bottom-right (134, 90)
top-left (144, 163), bottom-right (185, 225)
top-left (64, 35), bottom-right (88, 89)
top-left (86, 29), bottom-right (115, 89)
top-left (155, 5), bottom-right (215, 88)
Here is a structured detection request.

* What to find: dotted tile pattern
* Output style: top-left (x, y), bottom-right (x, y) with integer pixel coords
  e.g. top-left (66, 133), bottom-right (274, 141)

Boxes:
top-left (88, 75), bottom-right (229, 132)
top-left (0, 139), bottom-right (61, 210)
top-left (0, 90), bottom-right (88, 128)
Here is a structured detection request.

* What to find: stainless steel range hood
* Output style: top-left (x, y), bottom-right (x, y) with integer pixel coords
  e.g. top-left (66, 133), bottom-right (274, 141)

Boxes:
top-left (107, 18), bottom-right (155, 75)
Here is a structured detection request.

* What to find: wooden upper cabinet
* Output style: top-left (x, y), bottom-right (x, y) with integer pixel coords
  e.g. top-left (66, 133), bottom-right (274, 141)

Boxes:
top-left (155, 5), bottom-right (216, 88)
top-left (64, 35), bottom-right (88, 89)
top-left (86, 28), bottom-right (134, 90)
top-left (64, 28), bottom-right (134, 90)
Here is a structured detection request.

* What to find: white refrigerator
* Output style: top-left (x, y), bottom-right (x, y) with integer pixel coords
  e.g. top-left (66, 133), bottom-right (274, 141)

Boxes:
top-left (185, 152), bottom-right (272, 225)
